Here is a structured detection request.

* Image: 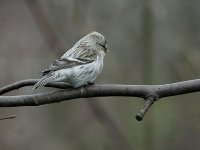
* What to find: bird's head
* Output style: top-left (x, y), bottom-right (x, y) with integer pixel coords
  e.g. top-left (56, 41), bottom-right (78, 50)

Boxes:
top-left (88, 31), bottom-right (109, 53)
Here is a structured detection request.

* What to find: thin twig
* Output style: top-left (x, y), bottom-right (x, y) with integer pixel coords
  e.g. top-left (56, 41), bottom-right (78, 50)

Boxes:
top-left (0, 79), bottom-right (72, 95)
top-left (0, 115), bottom-right (16, 120)
top-left (135, 96), bottom-right (156, 121)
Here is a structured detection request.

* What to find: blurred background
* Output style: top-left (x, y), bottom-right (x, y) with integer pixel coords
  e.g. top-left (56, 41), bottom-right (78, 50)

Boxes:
top-left (0, 0), bottom-right (200, 150)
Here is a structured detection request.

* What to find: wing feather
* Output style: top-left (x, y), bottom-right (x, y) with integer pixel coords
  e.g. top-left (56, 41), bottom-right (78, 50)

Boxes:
top-left (42, 42), bottom-right (96, 76)
top-left (41, 58), bottom-right (93, 76)
top-left (61, 42), bottom-right (97, 60)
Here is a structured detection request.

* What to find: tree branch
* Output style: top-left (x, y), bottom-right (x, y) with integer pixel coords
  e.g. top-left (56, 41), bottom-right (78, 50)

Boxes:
top-left (1, 79), bottom-right (200, 121)
top-left (0, 115), bottom-right (16, 120)
top-left (0, 79), bottom-right (72, 95)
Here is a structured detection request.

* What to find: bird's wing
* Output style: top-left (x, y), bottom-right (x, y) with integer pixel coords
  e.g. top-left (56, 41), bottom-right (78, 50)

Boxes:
top-left (62, 42), bottom-right (97, 61)
top-left (42, 42), bottom-right (97, 76)
top-left (41, 58), bottom-right (93, 76)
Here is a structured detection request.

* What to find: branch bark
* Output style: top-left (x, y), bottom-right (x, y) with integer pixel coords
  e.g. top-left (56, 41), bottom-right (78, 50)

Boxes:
top-left (1, 79), bottom-right (200, 121)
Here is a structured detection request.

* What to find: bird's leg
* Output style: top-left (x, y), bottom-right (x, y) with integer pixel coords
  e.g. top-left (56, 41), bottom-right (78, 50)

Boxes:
top-left (80, 82), bottom-right (95, 93)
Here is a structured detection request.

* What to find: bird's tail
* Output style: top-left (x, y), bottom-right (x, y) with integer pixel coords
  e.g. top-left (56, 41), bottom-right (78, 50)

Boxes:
top-left (32, 76), bottom-right (55, 91)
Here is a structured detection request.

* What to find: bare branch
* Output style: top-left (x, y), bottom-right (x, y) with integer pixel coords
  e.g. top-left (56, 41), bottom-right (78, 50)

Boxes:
top-left (135, 95), bottom-right (156, 121)
top-left (0, 79), bottom-right (200, 121)
top-left (0, 84), bottom-right (148, 106)
top-left (0, 79), bottom-right (72, 95)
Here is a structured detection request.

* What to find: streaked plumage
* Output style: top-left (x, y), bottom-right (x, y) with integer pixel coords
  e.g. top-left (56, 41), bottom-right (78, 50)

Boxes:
top-left (32, 31), bottom-right (108, 90)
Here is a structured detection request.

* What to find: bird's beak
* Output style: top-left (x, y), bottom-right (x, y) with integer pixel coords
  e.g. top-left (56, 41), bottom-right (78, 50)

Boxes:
top-left (105, 44), bottom-right (110, 53)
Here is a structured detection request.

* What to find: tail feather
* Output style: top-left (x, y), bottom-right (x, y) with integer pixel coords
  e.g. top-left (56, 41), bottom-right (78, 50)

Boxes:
top-left (32, 76), bottom-right (55, 91)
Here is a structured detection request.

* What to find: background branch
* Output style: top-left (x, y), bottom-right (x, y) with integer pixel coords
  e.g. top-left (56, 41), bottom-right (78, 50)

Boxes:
top-left (0, 115), bottom-right (16, 120)
top-left (0, 79), bottom-right (200, 121)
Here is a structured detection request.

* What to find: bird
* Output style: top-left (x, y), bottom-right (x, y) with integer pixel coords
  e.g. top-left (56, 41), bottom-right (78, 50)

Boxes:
top-left (32, 31), bottom-right (108, 90)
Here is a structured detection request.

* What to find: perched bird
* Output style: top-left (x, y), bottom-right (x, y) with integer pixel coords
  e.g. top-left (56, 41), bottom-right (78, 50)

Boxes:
top-left (32, 31), bottom-right (108, 90)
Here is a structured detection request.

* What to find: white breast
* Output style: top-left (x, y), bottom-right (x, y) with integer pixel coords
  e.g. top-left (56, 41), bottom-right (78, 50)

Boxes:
top-left (54, 51), bottom-right (104, 87)
top-left (69, 52), bottom-right (104, 87)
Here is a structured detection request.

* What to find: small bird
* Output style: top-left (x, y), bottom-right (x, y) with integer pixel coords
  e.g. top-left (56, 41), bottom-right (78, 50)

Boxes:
top-left (32, 31), bottom-right (108, 90)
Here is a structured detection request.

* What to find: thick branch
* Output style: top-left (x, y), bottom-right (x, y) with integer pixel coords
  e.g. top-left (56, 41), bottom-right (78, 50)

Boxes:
top-left (0, 84), bottom-right (149, 106)
top-left (0, 79), bottom-right (200, 121)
